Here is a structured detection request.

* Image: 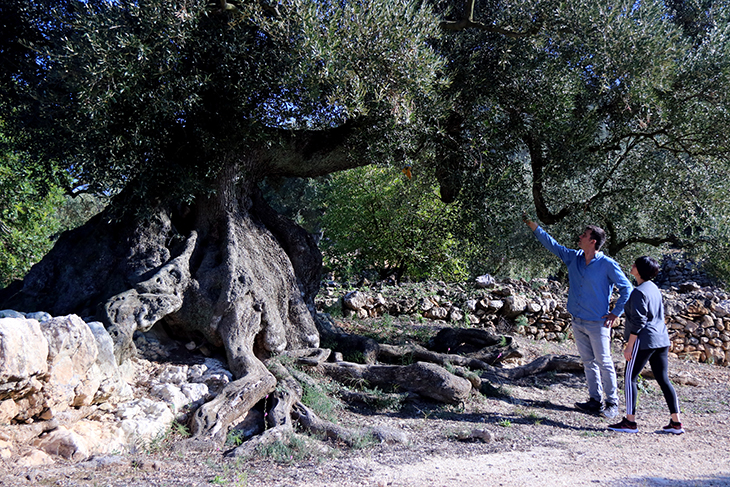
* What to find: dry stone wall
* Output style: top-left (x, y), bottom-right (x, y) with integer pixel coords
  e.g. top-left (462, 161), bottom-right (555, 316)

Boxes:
top-left (318, 255), bottom-right (729, 366)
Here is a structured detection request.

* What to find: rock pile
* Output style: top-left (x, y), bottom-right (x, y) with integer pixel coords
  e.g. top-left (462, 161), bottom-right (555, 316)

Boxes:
top-left (0, 311), bottom-right (232, 465)
top-left (662, 290), bottom-right (730, 365)
top-left (655, 252), bottom-right (715, 289)
top-left (320, 277), bottom-right (571, 341)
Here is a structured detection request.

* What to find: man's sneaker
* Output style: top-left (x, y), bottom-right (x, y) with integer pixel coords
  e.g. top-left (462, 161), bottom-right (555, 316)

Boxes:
top-left (575, 398), bottom-right (603, 414)
top-left (608, 417), bottom-right (638, 433)
top-left (661, 420), bottom-right (685, 435)
top-left (601, 402), bottom-right (619, 419)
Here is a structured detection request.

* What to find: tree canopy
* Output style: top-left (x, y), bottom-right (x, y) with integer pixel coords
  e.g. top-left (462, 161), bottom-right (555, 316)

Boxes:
top-left (3, 0), bottom-right (730, 285)
top-left (1, 0), bottom-right (445, 205)
top-left (424, 0), bottom-right (730, 276)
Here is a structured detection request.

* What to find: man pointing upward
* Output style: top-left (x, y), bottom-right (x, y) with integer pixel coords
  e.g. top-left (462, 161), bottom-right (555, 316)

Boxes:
top-left (524, 214), bottom-right (632, 419)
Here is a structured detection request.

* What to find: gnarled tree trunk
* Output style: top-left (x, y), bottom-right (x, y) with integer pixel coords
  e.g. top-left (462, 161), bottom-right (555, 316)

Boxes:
top-left (0, 165), bottom-right (325, 443)
top-left (0, 164), bottom-right (321, 378)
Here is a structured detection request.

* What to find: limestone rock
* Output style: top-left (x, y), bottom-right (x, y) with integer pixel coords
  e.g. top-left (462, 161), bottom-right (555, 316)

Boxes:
top-left (475, 274), bottom-right (496, 289)
top-left (17, 449), bottom-right (54, 466)
top-left (40, 315), bottom-right (100, 413)
top-left (115, 398), bottom-right (175, 452)
top-left (343, 291), bottom-right (370, 311)
top-left (0, 400), bottom-right (19, 425)
top-left (86, 321), bottom-right (133, 404)
top-left (0, 317), bottom-right (49, 389)
top-left (0, 317), bottom-right (49, 422)
top-left (471, 428), bottom-right (493, 442)
top-left (33, 425), bottom-right (90, 462)
top-left (424, 306), bottom-right (448, 320)
top-left (503, 295), bottom-right (528, 318)
top-left (0, 310), bottom-right (24, 319)
top-left (712, 300), bottom-right (730, 318)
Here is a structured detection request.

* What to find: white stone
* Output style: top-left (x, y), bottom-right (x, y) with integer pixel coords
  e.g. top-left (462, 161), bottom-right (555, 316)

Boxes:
top-left (86, 321), bottom-right (133, 403)
top-left (503, 295), bottom-right (528, 318)
top-left (0, 399), bottom-right (19, 425)
top-left (115, 398), bottom-right (174, 452)
top-left (448, 308), bottom-right (464, 322)
top-left (17, 449), bottom-right (54, 466)
top-left (181, 383), bottom-right (209, 403)
top-left (0, 317), bottom-right (49, 384)
top-left (151, 383), bottom-right (188, 412)
top-left (157, 365), bottom-right (189, 384)
top-left (713, 300), bottom-right (730, 318)
top-left (424, 306), bottom-right (448, 320)
top-left (70, 419), bottom-right (127, 456)
top-left (475, 274), bottom-right (496, 288)
top-left (343, 291), bottom-right (370, 311)
top-left (33, 425), bottom-right (90, 462)
top-left (0, 310), bottom-right (24, 319)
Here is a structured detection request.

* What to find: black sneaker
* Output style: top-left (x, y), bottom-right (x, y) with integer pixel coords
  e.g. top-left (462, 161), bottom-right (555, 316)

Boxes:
top-left (601, 402), bottom-right (619, 419)
top-left (608, 417), bottom-right (638, 433)
top-left (661, 420), bottom-right (685, 435)
top-left (575, 398), bottom-right (603, 414)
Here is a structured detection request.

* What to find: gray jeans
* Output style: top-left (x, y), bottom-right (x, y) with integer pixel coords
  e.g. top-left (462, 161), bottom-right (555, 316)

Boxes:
top-left (572, 316), bottom-right (619, 405)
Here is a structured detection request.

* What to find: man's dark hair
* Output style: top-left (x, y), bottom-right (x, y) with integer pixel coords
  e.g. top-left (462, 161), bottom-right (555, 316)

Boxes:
top-left (586, 225), bottom-right (606, 251)
top-left (635, 256), bottom-right (660, 281)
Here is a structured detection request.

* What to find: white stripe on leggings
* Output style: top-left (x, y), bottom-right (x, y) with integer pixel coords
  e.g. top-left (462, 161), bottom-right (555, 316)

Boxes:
top-left (625, 338), bottom-right (641, 416)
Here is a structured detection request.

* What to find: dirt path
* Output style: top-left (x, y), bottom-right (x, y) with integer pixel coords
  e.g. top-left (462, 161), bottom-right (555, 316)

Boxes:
top-left (354, 434), bottom-right (730, 487)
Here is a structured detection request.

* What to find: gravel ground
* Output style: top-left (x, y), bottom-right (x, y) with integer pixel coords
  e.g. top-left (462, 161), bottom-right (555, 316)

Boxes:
top-left (2, 330), bottom-right (729, 487)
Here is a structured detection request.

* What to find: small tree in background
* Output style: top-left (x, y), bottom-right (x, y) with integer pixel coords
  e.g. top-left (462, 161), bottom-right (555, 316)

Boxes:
top-left (0, 156), bottom-right (63, 287)
top-left (319, 165), bottom-right (467, 283)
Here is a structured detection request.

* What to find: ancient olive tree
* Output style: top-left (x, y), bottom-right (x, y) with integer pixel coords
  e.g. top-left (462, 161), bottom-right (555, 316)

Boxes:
top-left (0, 0), bottom-right (453, 441)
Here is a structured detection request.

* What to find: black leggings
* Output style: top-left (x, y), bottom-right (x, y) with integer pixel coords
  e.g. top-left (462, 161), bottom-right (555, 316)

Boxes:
top-left (625, 340), bottom-right (680, 416)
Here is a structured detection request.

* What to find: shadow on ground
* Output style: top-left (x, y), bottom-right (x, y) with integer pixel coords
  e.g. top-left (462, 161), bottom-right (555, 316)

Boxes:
top-left (610, 475), bottom-right (730, 486)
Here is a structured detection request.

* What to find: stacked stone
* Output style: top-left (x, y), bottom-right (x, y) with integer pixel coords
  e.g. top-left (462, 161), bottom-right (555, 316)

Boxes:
top-left (324, 277), bottom-right (575, 342)
top-left (663, 290), bottom-right (730, 365)
top-left (655, 253), bottom-right (714, 289)
top-left (319, 273), bottom-right (730, 367)
top-left (513, 295), bottom-right (573, 342)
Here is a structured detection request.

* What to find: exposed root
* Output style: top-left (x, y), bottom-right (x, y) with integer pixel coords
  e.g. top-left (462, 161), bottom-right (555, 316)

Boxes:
top-left (319, 360), bottom-right (471, 404)
top-left (428, 327), bottom-right (507, 353)
top-left (378, 342), bottom-right (492, 369)
top-left (264, 360), bottom-right (303, 429)
top-left (291, 402), bottom-right (407, 446)
top-left (482, 354), bottom-right (583, 381)
top-left (190, 362), bottom-right (276, 446)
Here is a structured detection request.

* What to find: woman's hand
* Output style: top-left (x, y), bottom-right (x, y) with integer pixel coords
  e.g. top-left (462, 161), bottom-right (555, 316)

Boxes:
top-left (624, 343), bottom-right (633, 362)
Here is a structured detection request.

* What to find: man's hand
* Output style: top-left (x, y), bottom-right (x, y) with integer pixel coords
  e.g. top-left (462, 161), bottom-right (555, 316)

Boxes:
top-left (523, 211), bottom-right (538, 231)
top-left (602, 312), bottom-right (618, 328)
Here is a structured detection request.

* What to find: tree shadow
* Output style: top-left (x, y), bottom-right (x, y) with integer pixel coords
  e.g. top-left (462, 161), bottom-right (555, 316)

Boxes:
top-left (473, 410), bottom-right (607, 434)
top-left (608, 475), bottom-right (730, 486)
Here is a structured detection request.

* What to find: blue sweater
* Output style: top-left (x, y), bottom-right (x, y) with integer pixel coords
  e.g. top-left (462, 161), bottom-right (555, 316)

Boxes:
top-left (533, 226), bottom-right (633, 322)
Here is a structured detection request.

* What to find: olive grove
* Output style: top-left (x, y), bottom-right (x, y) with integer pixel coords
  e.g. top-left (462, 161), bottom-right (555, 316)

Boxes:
top-left (2, 0), bottom-right (730, 448)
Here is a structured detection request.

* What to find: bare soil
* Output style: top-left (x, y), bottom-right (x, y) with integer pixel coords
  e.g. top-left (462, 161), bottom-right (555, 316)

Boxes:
top-left (2, 323), bottom-right (729, 487)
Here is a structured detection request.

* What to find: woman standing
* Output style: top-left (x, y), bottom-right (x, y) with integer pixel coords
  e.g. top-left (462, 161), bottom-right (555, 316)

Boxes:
top-left (608, 256), bottom-right (684, 434)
